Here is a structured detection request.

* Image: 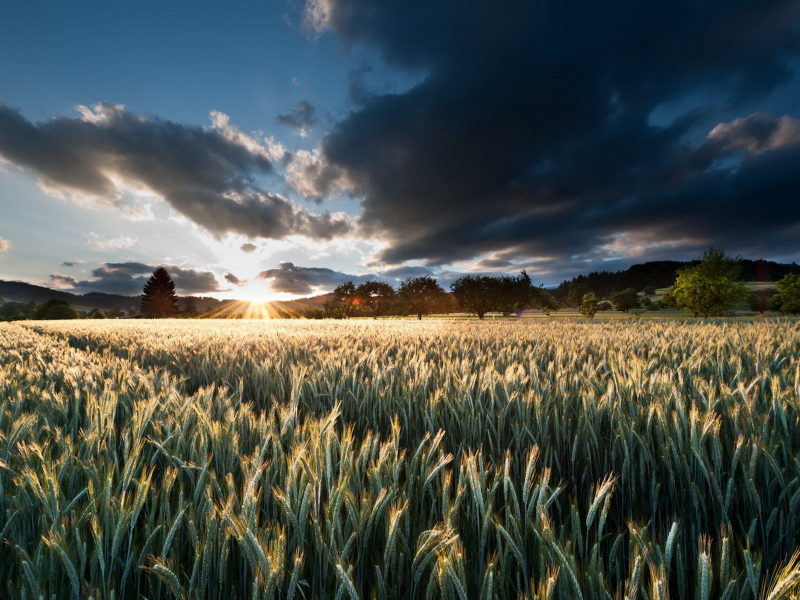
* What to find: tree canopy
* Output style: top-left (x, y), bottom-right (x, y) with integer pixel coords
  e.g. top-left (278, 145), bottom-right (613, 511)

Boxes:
top-left (579, 292), bottom-right (599, 319)
top-left (398, 276), bottom-right (448, 320)
top-left (329, 282), bottom-right (360, 318)
top-left (775, 273), bottom-right (800, 314)
top-left (450, 275), bottom-right (499, 319)
top-left (34, 299), bottom-right (80, 320)
top-left (356, 281), bottom-right (396, 319)
top-left (140, 267), bottom-right (180, 318)
top-left (667, 248), bottom-right (748, 317)
top-left (610, 288), bottom-right (641, 313)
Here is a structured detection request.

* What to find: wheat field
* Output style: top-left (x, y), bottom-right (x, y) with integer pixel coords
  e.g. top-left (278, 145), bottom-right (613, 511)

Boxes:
top-left (1, 318), bottom-right (799, 599)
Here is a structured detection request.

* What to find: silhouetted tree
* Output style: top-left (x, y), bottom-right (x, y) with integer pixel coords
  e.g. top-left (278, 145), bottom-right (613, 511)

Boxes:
top-left (748, 288), bottom-right (773, 314)
top-left (398, 276), bottom-right (447, 320)
top-left (567, 283), bottom-right (592, 308)
top-left (87, 308), bottom-right (107, 319)
top-left (182, 302), bottom-right (198, 318)
top-left (356, 281), bottom-right (396, 319)
top-left (331, 282), bottom-right (360, 318)
top-left (140, 267), bottom-right (180, 318)
top-left (493, 271), bottom-right (537, 316)
top-left (107, 306), bottom-right (125, 319)
top-left (0, 300), bottom-right (36, 321)
top-left (610, 288), bottom-right (641, 313)
top-left (450, 275), bottom-right (497, 319)
top-left (530, 287), bottom-right (560, 316)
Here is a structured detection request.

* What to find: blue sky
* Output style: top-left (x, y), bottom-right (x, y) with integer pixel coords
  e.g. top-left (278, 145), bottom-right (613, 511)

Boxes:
top-left (1, 0), bottom-right (799, 299)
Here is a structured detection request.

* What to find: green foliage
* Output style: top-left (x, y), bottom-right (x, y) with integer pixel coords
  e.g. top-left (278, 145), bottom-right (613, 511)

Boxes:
top-left (0, 300), bottom-right (36, 321)
top-left (579, 292), bottom-right (599, 318)
top-left (567, 283), bottom-right (592, 308)
top-left (300, 307), bottom-right (327, 319)
top-left (597, 300), bottom-right (613, 312)
top-left (140, 267), bottom-right (180, 318)
top-left (450, 275), bottom-right (497, 319)
top-left (668, 247), bottom-right (749, 317)
top-left (748, 288), bottom-right (773, 314)
top-left (107, 305), bottom-right (125, 319)
top-left (610, 288), bottom-right (641, 312)
top-left (181, 302), bottom-right (199, 318)
top-left (494, 271), bottom-right (534, 316)
top-left (532, 288), bottom-right (560, 316)
top-left (776, 273), bottom-right (800, 314)
top-left (33, 299), bottom-right (80, 320)
top-left (356, 280), bottom-right (397, 318)
top-left (332, 282), bottom-right (360, 318)
top-left (87, 308), bottom-right (107, 319)
top-left (398, 276), bottom-right (448, 319)
top-left (2, 319), bottom-right (799, 599)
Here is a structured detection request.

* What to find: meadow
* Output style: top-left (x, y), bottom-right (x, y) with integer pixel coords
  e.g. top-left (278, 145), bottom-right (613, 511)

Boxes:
top-left (1, 318), bottom-right (799, 599)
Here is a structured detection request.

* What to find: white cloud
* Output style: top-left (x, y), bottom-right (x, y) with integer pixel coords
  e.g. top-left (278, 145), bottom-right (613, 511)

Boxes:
top-left (209, 111), bottom-right (274, 161)
top-left (263, 136), bottom-right (289, 162)
top-left (285, 147), bottom-right (354, 200)
top-left (0, 237), bottom-right (9, 251)
top-left (87, 233), bottom-right (138, 251)
top-left (302, 0), bottom-right (332, 34)
top-left (123, 202), bottom-right (156, 221)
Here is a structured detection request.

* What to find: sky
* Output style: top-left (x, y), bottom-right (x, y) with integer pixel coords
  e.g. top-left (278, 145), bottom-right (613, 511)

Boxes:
top-left (0, 0), bottom-right (799, 301)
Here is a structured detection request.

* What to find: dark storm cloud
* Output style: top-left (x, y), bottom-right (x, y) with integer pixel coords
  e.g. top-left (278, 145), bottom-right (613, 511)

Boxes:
top-left (240, 243), bottom-right (257, 253)
top-left (257, 262), bottom-right (376, 295)
top-left (224, 272), bottom-right (245, 286)
top-left (0, 103), bottom-right (352, 241)
top-left (49, 262), bottom-right (224, 295)
top-left (380, 265), bottom-right (435, 279)
top-left (61, 261), bottom-right (75, 267)
top-left (306, 0), bottom-right (800, 266)
top-left (276, 100), bottom-right (319, 129)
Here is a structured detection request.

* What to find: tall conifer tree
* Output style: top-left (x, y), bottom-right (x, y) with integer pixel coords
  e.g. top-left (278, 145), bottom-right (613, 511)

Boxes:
top-left (140, 267), bottom-right (180, 318)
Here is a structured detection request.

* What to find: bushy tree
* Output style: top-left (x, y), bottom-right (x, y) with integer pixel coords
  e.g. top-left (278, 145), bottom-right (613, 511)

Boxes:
top-left (748, 288), bottom-right (773, 314)
top-left (775, 273), bottom-right (800, 314)
top-left (493, 271), bottom-right (538, 316)
top-left (140, 267), bottom-right (180, 318)
top-left (567, 283), bottom-right (592, 308)
top-left (398, 276), bottom-right (447, 320)
top-left (579, 292), bottom-right (599, 319)
top-left (107, 305), bottom-right (125, 319)
top-left (182, 302), bottom-right (199, 318)
top-left (610, 288), bottom-right (640, 312)
top-left (531, 288), bottom-right (560, 316)
top-left (356, 281), bottom-right (396, 319)
top-left (0, 300), bottom-right (36, 321)
top-left (34, 299), bottom-right (80, 320)
top-left (87, 308), bottom-right (107, 319)
top-left (668, 248), bottom-right (748, 318)
top-left (331, 282), bottom-right (360, 318)
top-left (450, 275), bottom-right (497, 319)
top-left (597, 300), bottom-right (613, 312)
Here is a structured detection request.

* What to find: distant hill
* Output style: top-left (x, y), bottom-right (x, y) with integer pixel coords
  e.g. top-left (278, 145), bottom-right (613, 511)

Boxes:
top-left (0, 279), bottom-right (334, 316)
top-left (0, 280), bottom-right (140, 311)
top-left (550, 258), bottom-right (800, 301)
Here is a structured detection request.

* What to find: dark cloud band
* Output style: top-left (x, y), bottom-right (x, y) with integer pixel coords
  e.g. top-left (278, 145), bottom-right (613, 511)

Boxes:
top-left (0, 103), bottom-right (352, 241)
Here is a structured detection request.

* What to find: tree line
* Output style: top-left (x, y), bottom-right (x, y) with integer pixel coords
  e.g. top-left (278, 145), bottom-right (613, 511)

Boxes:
top-left (315, 271), bottom-right (560, 320)
top-left (4, 250), bottom-right (800, 321)
top-left (552, 256), bottom-right (800, 302)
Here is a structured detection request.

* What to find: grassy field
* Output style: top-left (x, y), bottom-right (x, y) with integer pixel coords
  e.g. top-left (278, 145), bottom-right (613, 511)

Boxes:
top-left (1, 318), bottom-right (799, 599)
